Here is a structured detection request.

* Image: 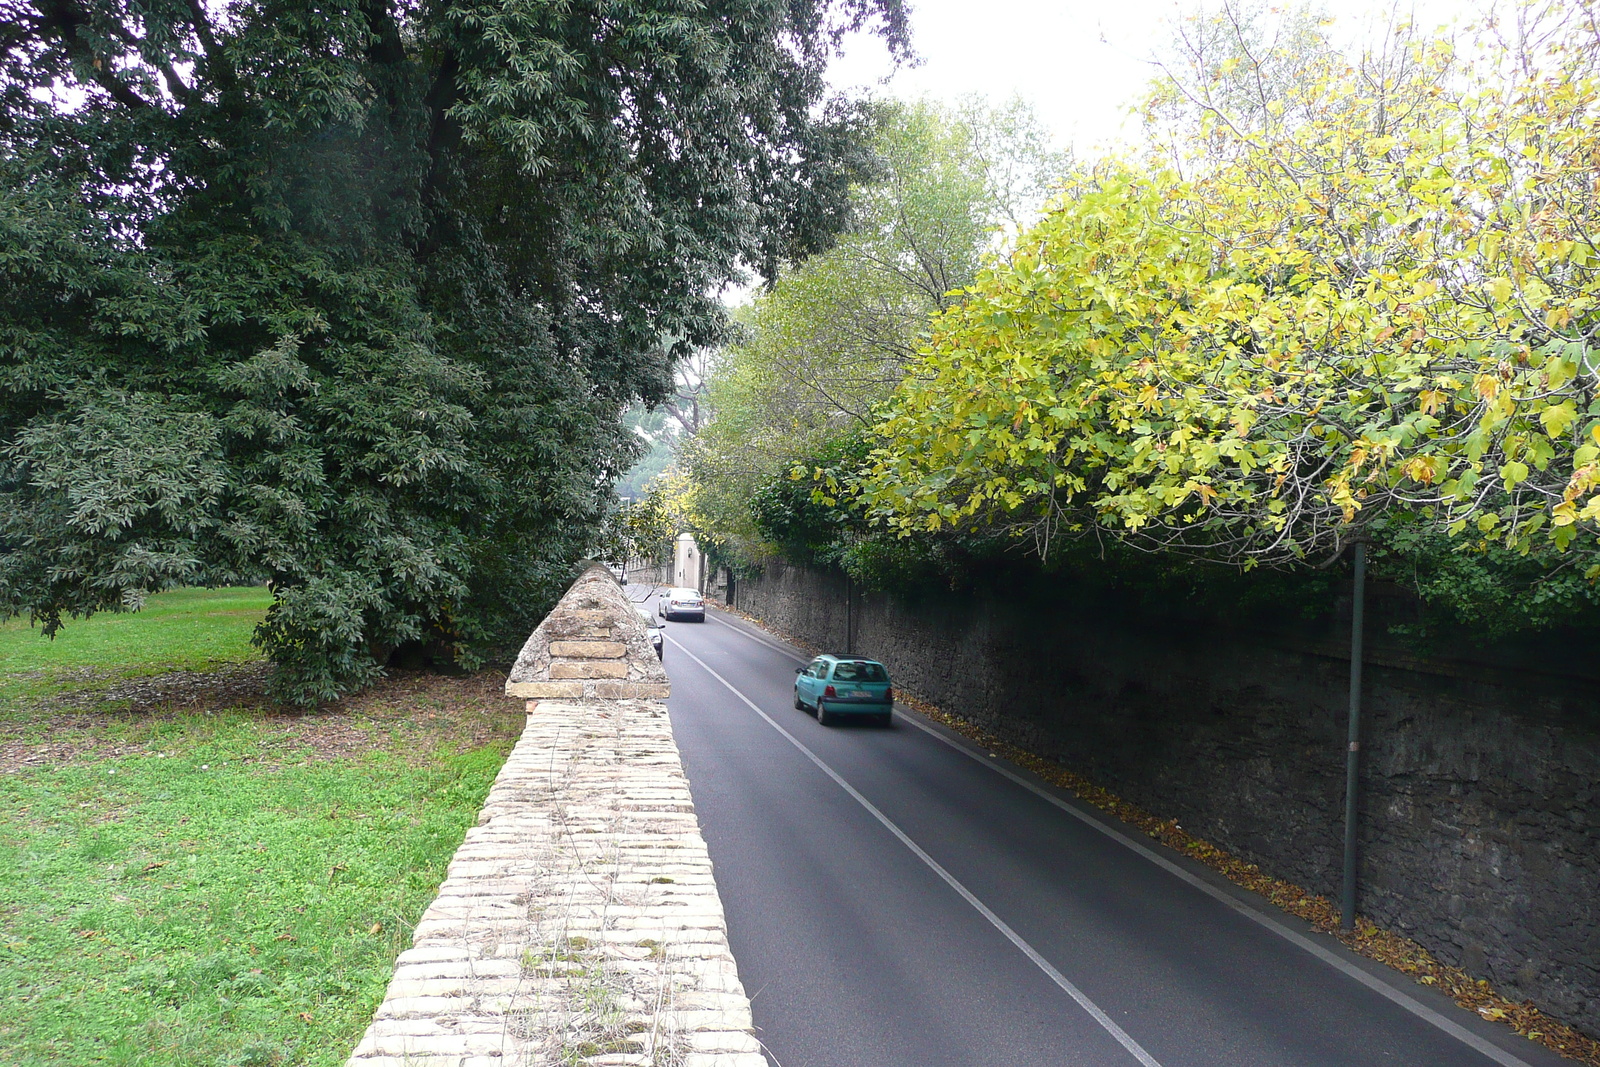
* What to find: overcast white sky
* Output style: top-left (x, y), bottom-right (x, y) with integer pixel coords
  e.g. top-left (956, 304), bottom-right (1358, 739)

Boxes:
top-left (828, 0), bottom-right (1476, 155)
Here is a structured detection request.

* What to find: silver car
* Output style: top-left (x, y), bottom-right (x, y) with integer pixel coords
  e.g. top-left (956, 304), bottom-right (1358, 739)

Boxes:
top-left (658, 587), bottom-right (705, 621)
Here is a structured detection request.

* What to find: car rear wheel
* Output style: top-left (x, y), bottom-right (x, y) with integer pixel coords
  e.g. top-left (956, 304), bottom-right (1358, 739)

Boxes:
top-left (815, 701), bottom-right (831, 726)
top-left (878, 711), bottom-right (893, 727)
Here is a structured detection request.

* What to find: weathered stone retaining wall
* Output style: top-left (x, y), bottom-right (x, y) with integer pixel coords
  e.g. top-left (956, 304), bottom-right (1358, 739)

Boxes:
top-left (347, 566), bottom-right (762, 1067)
top-left (727, 560), bottom-right (1600, 1037)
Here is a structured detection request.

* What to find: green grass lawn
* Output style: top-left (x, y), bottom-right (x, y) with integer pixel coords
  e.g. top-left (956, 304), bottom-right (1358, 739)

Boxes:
top-left (0, 587), bottom-right (274, 705)
top-left (0, 588), bottom-right (521, 1066)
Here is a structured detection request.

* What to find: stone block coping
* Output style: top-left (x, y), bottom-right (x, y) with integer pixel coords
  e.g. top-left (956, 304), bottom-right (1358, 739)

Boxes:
top-left (505, 566), bottom-right (670, 702)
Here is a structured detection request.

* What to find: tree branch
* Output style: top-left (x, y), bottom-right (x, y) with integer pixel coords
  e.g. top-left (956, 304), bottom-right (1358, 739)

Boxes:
top-left (156, 58), bottom-right (191, 103)
top-left (424, 48), bottom-right (460, 164)
top-left (182, 0), bottom-right (234, 89)
top-left (360, 0), bottom-right (406, 68)
top-left (33, 0), bottom-right (152, 109)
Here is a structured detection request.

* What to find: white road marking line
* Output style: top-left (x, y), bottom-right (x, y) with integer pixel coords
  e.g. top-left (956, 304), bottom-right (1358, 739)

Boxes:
top-left (693, 609), bottom-right (1544, 1067)
top-left (892, 713), bottom-right (1540, 1067)
top-left (705, 611), bottom-right (804, 659)
top-left (667, 634), bottom-right (1165, 1067)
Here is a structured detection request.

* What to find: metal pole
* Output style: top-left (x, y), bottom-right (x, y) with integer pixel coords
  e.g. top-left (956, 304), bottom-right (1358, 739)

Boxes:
top-left (1341, 540), bottom-right (1366, 933)
top-left (845, 576), bottom-right (853, 654)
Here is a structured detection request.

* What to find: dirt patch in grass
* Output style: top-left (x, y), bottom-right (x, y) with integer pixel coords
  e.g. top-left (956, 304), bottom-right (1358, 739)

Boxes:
top-left (0, 666), bottom-right (524, 774)
top-left (37, 662), bottom-right (277, 711)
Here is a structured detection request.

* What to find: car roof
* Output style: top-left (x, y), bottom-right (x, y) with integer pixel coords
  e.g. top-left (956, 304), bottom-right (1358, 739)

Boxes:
top-left (817, 653), bottom-right (887, 665)
top-left (667, 587), bottom-right (700, 595)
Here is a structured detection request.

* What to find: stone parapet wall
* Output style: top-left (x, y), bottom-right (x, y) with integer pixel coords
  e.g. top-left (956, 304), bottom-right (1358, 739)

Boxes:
top-left (727, 560), bottom-right (1600, 1040)
top-left (506, 567), bottom-right (670, 702)
top-left (347, 565), bottom-right (763, 1067)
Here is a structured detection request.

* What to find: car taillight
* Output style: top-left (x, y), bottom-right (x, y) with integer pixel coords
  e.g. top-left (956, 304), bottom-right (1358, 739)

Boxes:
top-left (885, 687), bottom-right (893, 702)
top-left (824, 685), bottom-right (836, 698)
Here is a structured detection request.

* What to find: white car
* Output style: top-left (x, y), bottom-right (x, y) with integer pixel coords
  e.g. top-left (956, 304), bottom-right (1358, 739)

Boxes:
top-left (635, 607), bottom-right (664, 659)
top-left (658, 587), bottom-right (705, 621)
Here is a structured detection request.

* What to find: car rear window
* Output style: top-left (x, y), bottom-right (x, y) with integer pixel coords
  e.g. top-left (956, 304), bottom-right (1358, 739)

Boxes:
top-left (830, 661), bottom-right (887, 683)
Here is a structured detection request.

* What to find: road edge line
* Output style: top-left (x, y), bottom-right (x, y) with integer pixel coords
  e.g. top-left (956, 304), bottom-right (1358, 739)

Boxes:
top-left (667, 633), bottom-right (1165, 1067)
top-left (701, 602), bottom-right (1542, 1067)
top-left (892, 711), bottom-right (1540, 1067)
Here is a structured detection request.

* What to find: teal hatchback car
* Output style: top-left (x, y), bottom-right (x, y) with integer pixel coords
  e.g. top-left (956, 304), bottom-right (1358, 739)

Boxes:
top-left (793, 654), bottom-right (894, 726)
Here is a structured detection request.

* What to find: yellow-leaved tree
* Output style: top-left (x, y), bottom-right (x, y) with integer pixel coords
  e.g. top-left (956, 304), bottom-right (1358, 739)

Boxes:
top-left (857, 3), bottom-right (1600, 569)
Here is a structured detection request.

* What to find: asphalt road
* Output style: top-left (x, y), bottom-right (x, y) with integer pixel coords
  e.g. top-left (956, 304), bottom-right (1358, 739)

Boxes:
top-left (637, 587), bottom-right (1566, 1067)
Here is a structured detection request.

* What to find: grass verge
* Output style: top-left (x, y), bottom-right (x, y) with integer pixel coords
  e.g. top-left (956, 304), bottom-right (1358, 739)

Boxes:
top-left (0, 587), bottom-right (274, 705)
top-left (0, 587), bottom-right (524, 1067)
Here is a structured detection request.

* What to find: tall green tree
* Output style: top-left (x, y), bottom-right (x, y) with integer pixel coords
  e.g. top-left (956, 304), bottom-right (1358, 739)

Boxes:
top-left (683, 97), bottom-right (1068, 557)
top-left (0, 0), bottom-right (909, 701)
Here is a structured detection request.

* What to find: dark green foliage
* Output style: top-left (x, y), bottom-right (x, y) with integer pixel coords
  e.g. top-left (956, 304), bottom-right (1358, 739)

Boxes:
top-left (750, 435), bottom-right (869, 566)
top-left (761, 443), bottom-right (1600, 649)
top-left (1369, 513), bottom-right (1600, 640)
top-left (750, 433), bottom-right (1003, 589)
top-left (0, 0), bottom-right (909, 701)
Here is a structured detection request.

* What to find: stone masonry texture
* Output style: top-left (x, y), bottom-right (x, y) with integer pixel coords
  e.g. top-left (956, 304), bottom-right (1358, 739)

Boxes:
top-left (506, 567), bottom-right (670, 702)
top-left (728, 560), bottom-right (1600, 1039)
top-left (346, 565), bottom-right (764, 1067)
